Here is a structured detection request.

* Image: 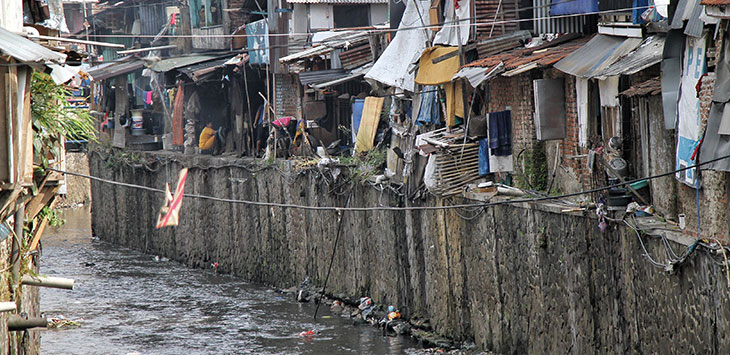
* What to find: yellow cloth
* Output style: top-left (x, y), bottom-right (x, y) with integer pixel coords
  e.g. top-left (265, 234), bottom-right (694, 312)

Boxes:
top-left (414, 46), bottom-right (460, 85)
top-left (355, 96), bottom-right (385, 153)
top-left (199, 126), bottom-right (216, 150)
top-left (444, 80), bottom-right (465, 127)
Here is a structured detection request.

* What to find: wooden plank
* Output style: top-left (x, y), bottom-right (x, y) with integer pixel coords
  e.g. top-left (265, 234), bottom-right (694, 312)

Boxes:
top-left (354, 97), bottom-right (384, 153)
top-left (25, 185), bottom-right (60, 221)
top-left (0, 61), bottom-right (8, 182)
top-left (21, 69), bottom-right (33, 184)
top-left (27, 215), bottom-right (49, 253)
top-left (8, 64), bottom-right (18, 185)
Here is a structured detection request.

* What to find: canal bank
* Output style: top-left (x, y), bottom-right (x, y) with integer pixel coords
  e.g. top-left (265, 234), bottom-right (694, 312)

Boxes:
top-left (89, 150), bottom-right (730, 354)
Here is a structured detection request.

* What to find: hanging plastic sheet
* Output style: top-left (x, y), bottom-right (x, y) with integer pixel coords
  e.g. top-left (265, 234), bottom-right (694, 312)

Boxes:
top-left (415, 46), bottom-right (460, 85)
top-left (355, 97), bottom-right (385, 153)
top-left (661, 30), bottom-right (684, 130)
top-left (576, 78), bottom-right (589, 147)
top-left (433, 0), bottom-right (470, 46)
top-left (676, 32), bottom-right (707, 187)
top-left (364, 0), bottom-right (431, 92)
top-left (246, 19), bottom-right (269, 65)
top-left (416, 86), bottom-right (441, 126)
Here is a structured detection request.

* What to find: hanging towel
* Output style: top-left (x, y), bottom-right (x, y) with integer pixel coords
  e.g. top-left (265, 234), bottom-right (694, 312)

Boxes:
top-left (478, 138), bottom-right (490, 175)
top-left (416, 85), bottom-right (441, 126)
top-left (488, 110), bottom-right (512, 156)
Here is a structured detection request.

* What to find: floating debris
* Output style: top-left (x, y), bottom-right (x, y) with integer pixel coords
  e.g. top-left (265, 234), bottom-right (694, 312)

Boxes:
top-left (48, 315), bottom-right (81, 329)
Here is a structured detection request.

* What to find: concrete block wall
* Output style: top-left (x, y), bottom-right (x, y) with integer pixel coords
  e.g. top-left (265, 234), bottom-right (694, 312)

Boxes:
top-left (90, 151), bottom-right (730, 354)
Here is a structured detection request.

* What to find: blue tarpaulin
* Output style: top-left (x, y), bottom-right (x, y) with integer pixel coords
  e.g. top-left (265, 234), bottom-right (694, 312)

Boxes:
top-left (246, 19), bottom-right (269, 65)
top-left (351, 99), bottom-right (365, 144)
top-left (550, 0), bottom-right (597, 15)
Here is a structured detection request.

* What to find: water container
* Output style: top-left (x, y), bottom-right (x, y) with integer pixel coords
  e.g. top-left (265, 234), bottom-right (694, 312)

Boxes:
top-left (130, 109), bottom-right (145, 136)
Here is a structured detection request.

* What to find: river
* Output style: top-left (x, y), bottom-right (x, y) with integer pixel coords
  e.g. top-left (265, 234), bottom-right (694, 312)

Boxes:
top-left (39, 207), bottom-right (424, 354)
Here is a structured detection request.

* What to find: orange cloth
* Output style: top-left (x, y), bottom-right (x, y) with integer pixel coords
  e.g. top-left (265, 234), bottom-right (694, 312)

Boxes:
top-left (199, 126), bottom-right (216, 150)
top-left (444, 80), bottom-right (465, 127)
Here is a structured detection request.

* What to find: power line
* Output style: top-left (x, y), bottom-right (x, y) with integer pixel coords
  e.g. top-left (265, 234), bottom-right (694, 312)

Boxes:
top-left (49, 153), bottom-right (730, 212)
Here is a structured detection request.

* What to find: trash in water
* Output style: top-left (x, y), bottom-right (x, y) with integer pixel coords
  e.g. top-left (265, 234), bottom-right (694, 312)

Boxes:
top-left (48, 315), bottom-right (81, 329)
top-left (299, 329), bottom-right (316, 336)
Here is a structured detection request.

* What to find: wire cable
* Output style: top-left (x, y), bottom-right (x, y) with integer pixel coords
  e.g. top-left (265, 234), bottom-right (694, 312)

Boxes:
top-left (49, 152), bottom-right (730, 212)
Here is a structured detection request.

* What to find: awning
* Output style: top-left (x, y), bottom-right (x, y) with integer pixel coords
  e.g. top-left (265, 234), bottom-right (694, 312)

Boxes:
top-left (0, 27), bottom-right (67, 67)
top-left (311, 63), bottom-right (372, 89)
top-left (591, 35), bottom-right (665, 79)
top-left (279, 31), bottom-right (370, 64)
top-left (148, 54), bottom-right (228, 73)
top-left (177, 55), bottom-right (244, 83)
top-left (553, 34), bottom-right (643, 79)
top-left (87, 57), bottom-right (144, 81)
top-left (298, 69), bottom-right (348, 86)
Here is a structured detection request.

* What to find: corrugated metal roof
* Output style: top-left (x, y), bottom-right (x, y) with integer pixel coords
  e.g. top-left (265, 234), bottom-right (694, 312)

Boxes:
top-left (288, 0), bottom-right (387, 3)
top-left (465, 33), bottom-right (588, 75)
top-left (280, 31), bottom-right (370, 63)
top-left (87, 57), bottom-right (144, 81)
top-left (592, 35), bottom-right (665, 79)
top-left (474, 30), bottom-right (531, 59)
top-left (299, 69), bottom-right (348, 86)
top-left (338, 44), bottom-right (372, 70)
top-left (177, 56), bottom-right (242, 83)
top-left (673, 0), bottom-right (698, 26)
top-left (619, 76), bottom-right (662, 97)
top-left (149, 54), bottom-right (227, 72)
top-left (553, 34), bottom-right (643, 78)
top-left (311, 63), bottom-right (372, 89)
top-left (684, 2), bottom-right (705, 37)
top-left (0, 27), bottom-right (67, 65)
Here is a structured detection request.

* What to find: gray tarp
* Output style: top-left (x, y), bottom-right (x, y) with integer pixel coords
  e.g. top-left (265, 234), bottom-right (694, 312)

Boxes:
top-left (700, 28), bottom-right (730, 171)
top-left (661, 30), bottom-right (684, 130)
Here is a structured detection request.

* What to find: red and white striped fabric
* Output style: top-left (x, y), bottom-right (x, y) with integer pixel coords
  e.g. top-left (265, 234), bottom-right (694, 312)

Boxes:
top-left (156, 168), bottom-right (189, 229)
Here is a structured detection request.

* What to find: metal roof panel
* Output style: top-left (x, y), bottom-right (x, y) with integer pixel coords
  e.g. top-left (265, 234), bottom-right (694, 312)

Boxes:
top-left (592, 35), bottom-right (665, 79)
top-left (0, 27), bottom-right (67, 65)
top-left (553, 34), bottom-right (643, 78)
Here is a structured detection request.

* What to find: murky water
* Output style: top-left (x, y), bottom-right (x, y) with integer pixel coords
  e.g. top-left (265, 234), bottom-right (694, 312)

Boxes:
top-left (40, 208), bottom-right (422, 354)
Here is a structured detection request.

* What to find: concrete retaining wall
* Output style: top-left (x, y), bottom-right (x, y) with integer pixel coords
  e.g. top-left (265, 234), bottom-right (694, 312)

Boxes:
top-left (90, 151), bottom-right (730, 354)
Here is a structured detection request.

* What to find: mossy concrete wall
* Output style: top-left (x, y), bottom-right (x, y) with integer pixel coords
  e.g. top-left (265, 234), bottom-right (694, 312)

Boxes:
top-left (90, 152), bottom-right (730, 354)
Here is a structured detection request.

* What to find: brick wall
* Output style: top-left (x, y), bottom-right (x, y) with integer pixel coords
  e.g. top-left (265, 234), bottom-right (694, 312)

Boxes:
top-left (275, 73), bottom-right (300, 117)
top-left (227, 0), bottom-right (252, 30)
top-left (487, 73), bottom-right (536, 159)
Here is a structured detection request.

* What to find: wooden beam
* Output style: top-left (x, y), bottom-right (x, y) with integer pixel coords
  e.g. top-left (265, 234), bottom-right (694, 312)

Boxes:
top-left (27, 215), bottom-right (49, 253)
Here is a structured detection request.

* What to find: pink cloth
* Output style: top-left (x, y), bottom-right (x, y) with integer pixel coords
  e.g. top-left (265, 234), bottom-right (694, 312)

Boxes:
top-left (145, 91), bottom-right (153, 105)
top-left (272, 116), bottom-right (293, 128)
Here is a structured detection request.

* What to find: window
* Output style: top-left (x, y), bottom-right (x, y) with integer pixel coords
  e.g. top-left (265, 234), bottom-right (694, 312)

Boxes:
top-left (333, 5), bottom-right (369, 28)
top-left (190, 0), bottom-right (223, 28)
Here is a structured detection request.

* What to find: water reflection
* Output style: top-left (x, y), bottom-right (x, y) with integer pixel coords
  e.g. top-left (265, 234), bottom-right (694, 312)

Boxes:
top-left (40, 207), bottom-right (421, 354)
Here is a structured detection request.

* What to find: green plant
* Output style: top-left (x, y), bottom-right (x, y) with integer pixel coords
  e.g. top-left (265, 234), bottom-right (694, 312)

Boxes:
top-left (38, 206), bottom-right (65, 227)
top-left (31, 71), bottom-right (97, 169)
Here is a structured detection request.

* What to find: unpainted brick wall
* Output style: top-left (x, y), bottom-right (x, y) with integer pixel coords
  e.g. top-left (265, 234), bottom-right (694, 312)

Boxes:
top-left (487, 73), bottom-right (537, 163)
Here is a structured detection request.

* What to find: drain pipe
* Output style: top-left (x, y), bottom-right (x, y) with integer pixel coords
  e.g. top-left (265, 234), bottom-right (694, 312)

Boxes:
top-left (7, 315), bottom-right (47, 331)
top-left (21, 275), bottom-right (75, 290)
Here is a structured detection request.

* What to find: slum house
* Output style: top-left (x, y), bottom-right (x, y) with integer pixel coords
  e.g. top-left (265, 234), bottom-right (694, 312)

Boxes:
top-left (85, 0), bottom-right (267, 155)
top-left (279, 30), bottom-right (389, 152)
top-left (0, 16), bottom-right (76, 351)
